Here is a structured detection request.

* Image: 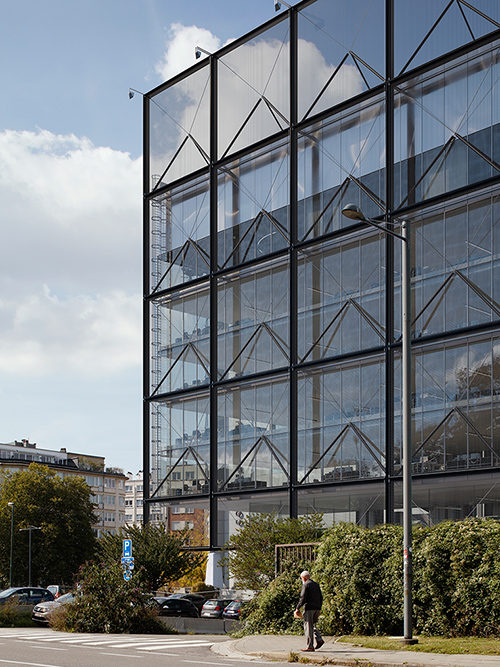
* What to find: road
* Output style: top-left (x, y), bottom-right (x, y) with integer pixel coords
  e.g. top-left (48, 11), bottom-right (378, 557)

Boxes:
top-left (0, 628), bottom-right (273, 667)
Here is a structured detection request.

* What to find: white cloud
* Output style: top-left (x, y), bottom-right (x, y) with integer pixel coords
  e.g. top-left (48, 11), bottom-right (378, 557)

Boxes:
top-left (0, 129), bottom-right (142, 378)
top-left (155, 23), bottom-right (223, 81)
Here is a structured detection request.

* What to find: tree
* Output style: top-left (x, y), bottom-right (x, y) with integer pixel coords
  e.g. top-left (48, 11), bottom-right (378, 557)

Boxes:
top-left (97, 523), bottom-right (203, 592)
top-left (0, 463), bottom-right (97, 587)
top-left (221, 512), bottom-right (324, 590)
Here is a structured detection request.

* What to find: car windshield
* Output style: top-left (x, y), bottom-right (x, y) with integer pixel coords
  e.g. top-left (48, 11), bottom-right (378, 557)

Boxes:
top-left (204, 600), bottom-right (217, 606)
top-left (57, 593), bottom-right (73, 603)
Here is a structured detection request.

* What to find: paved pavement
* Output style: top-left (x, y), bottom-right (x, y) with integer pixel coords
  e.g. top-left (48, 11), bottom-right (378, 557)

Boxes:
top-left (211, 634), bottom-right (500, 666)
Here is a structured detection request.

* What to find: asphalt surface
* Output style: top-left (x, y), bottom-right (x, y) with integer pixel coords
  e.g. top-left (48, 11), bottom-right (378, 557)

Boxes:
top-left (211, 633), bottom-right (500, 666)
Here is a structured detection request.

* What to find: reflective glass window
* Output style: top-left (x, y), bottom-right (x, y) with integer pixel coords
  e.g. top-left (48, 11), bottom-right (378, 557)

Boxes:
top-left (149, 176), bottom-right (210, 293)
top-left (150, 394), bottom-right (210, 499)
top-left (298, 97), bottom-right (385, 241)
top-left (394, 334), bottom-right (500, 474)
top-left (216, 491), bottom-right (289, 547)
top-left (217, 140), bottom-right (289, 269)
top-left (150, 284), bottom-right (210, 396)
top-left (298, 232), bottom-right (385, 362)
top-left (394, 0), bottom-right (500, 76)
top-left (149, 65), bottom-right (210, 190)
top-left (218, 21), bottom-right (289, 159)
top-left (298, 0), bottom-right (385, 120)
top-left (217, 376), bottom-right (289, 492)
top-left (297, 357), bottom-right (386, 486)
top-left (297, 484), bottom-right (385, 528)
top-left (217, 259), bottom-right (289, 380)
top-left (394, 42), bottom-right (500, 208)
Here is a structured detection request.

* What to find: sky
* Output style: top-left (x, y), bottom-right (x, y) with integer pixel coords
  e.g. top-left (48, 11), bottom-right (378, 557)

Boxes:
top-left (0, 0), bottom-right (279, 475)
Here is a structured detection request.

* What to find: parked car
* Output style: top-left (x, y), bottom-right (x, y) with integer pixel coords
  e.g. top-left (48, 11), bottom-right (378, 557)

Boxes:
top-left (222, 599), bottom-right (247, 620)
top-left (0, 587), bottom-right (54, 612)
top-left (200, 598), bottom-right (234, 619)
top-left (46, 585), bottom-right (70, 599)
top-left (32, 592), bottom-right (74, 625)
top-left (158, 598), bottom-right (199, 618)
top-left (163, 593), bottom-right (207, 612)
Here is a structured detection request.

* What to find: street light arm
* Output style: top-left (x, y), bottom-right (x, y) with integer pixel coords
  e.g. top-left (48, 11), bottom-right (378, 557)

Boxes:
top-left (341, 204), bottom-right (406, 242)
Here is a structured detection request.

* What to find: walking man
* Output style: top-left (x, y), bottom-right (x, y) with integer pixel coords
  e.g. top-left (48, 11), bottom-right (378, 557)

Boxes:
top-left (295, 570), bottom-right (324, 652)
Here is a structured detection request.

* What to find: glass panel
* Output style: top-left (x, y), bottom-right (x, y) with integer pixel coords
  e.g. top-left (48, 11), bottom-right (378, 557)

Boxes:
top-left (298, 0), bottom-right (385, 120)
top-left (149, 65), bottom-right (210, 190)
top-left (150, 394), bottom-right (210, 499)
top-left (393, 472), bottom-right (500, 526)
top-left (407, 191), bottom-right (500, 341)
top-left (150, 284), bottom-right (210, 396)
top-left (218, 20), bottom-right (290, 159)
top-left (216, 491), bottom-right (289, 547)
top-left (297, 233), bottom-right (385, 362)
top-left (217, 140), bottom-right (289, 269)
top-left (394, 43), bottom-right (500, 208)
top-left (297, 357), bottom-right (385, 485)
top-left (217, 376), bottom-right (289, 492)
top-left (162, 498), bottom-right (209, 547)
top-left (297, 97), bottom-right (385, 241)
top-left (395, 0), bottom-right (500, 76)
top-left (395, 334), bottom-right (500, 474)
top-left (217, 260), bottom-right (289, 380)
top-left (150, 176), bottom-right (210, 293)
top-left (297, 484), bottom-right (385, 527)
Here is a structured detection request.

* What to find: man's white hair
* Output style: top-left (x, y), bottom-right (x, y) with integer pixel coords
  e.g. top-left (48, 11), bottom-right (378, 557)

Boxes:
top-left (300, 570), bottom-right (310, 579)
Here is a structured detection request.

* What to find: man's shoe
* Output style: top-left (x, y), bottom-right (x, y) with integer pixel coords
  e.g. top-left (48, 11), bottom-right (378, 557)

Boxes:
top-left (301, 648), bottom-right (315, 652)
top-left (316, 640), bottom-right (325, 650)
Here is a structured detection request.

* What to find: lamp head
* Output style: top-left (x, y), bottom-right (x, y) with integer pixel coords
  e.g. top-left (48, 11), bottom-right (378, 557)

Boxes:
top-left (341, 204), bottom-right (366, 222)
top-left (128, 89), bottom-right (135, 100)
top-left (7, 502), bottom-right (14, 507)
top-left (275, 0), bottom-right (282, 9)
top-left (195, 48), bottom-right (201, 59)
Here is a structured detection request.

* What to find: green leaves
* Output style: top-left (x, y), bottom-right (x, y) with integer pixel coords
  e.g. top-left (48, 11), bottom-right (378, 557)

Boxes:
top-left (97, 523), bottom-right (203, 592)
top-left (221, 512), bottom-right (324, 590)
top-left (0, 464), bottom-right (97, 587)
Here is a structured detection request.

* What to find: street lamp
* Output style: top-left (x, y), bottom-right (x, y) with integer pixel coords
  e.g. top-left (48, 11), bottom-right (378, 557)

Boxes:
top-left (341, 204), bottom-right (416, 644)
top-left (7, 502), bottom-right (14, 588)
top-left (19, 525), bottom-right (41, 587)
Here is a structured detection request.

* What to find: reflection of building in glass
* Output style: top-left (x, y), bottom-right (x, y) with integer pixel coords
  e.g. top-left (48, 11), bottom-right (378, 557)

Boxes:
top-left (143, 0), bottom-right (500, 561)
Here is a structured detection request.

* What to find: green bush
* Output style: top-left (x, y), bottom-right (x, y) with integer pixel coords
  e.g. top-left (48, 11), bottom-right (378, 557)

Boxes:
top-left (315, 522), bottom-right (405, 636)
top-left (239, 569), bottom-right (304, 635)
top-left (62, 561), bottom-right (176, 634)
top-left (0, 602), bottom-right (34, 628)
top-left (414, 519), bottom-right (500, 637)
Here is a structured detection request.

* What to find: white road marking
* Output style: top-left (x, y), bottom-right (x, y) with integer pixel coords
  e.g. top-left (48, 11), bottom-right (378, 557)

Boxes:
top-left (0, 659), bottom-right (62, 667)
top-left (99, 654), bottom-right (144, 658)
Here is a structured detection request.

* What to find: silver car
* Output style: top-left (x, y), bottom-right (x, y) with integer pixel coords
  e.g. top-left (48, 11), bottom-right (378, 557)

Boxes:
top-left (32, 592), bottom-right (74, 625)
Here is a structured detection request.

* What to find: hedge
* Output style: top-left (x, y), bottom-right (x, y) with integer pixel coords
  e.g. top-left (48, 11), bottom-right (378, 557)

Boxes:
top-left (238, 518), bottom-right (500, 637)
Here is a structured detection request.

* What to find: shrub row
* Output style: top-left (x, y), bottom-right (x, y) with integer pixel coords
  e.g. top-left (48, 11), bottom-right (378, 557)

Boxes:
top-left (240, 519), bottom-right (500, 637)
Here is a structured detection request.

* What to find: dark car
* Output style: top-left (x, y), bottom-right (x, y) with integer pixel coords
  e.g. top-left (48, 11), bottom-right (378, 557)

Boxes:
top-left (222, 599), bottom-right (247, 620)
top-left (164, 593), bottom-right (207, 611)
top-left (32, 592), bottom-right (74, 625)
top-left (200, 598), bottom-right (234, 619)
top-left (158, 598), bottom-right (199, 618)
top-left (0, 587), bottom-right (54, 613)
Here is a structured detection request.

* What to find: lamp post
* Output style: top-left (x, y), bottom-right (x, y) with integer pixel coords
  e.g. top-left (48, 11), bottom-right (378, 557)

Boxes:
top-left (341, 204), bottom-right (416, 644)
top-left (19, 526), bottom-right (41, 587)
top-left (7, 502), bottom-right (14, 588)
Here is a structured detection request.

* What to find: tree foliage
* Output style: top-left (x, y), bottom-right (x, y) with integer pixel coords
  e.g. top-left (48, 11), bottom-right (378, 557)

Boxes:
top-left (221, 512), bottom-right (324, 590)
top-left (97, 523), bottom-right (203, 592)
top-left (60, 561), bottom-right (173, 634)
top-left (0, 464), bottom-right (97, 587)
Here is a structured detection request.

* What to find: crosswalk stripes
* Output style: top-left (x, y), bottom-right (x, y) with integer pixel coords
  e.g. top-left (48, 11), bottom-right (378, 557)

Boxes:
top-left (0, 630), bottom-right (215, 651)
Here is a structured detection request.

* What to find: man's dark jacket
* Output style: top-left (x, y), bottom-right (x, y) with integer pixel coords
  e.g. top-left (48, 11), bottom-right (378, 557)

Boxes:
top-left (296, 578), bottom-right (322, 611)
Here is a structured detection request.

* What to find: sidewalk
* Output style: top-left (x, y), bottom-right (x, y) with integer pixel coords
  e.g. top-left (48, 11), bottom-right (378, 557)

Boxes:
top-left (211, 634), bottom-right (500, 666)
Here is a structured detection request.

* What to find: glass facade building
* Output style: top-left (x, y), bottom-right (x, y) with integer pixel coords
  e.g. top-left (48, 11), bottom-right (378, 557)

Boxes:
top-left (143, 0), bottom-right (500, 552)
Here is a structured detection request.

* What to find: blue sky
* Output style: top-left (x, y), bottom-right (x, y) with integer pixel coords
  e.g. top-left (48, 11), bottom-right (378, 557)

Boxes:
top-left (0, 0), bottom-right (277, 474)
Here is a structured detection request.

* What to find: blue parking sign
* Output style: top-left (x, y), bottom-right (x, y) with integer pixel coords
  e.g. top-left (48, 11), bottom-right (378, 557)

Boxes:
top-left (123, 539), bottom-right (132, 558)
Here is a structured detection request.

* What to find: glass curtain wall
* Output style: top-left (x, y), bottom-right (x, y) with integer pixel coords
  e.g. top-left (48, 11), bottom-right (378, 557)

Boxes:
top-left (144, 0), bottom-right (500, 549)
